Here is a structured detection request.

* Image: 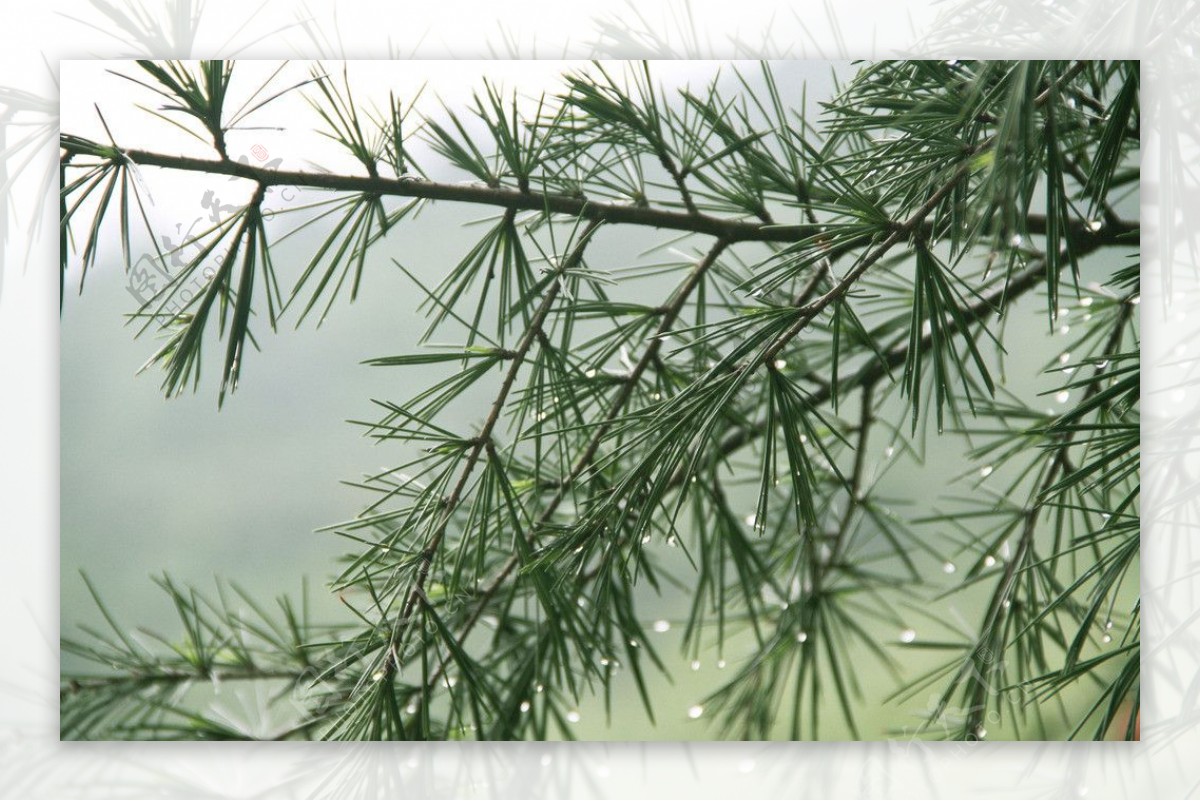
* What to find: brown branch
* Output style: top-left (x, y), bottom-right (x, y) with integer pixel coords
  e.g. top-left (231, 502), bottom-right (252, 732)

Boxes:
top-left (113, 148), bottom-right (803, 243)
top-left (59, 146), bottom-right (1137, 249)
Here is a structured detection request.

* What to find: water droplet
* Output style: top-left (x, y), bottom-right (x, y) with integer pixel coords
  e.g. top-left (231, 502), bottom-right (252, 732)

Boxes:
top-left (1087, 219), bottom-right (1103, 232)
top-left (372, 670), bottom-right (385, 682)
top-left (690, 660), bottom-right (701, 671)
top-left (1104, 619), bottom-right (1113, 630)
top-left (773, 359), bottom-right (788, 370)
top-left (520, 700), bottom-right (531, 713)
top-left (799, 434), bottom-right (808, 444)
top-left (536, 683), bottom-right (545, 693)
top-left (884, 445), bottom-right (895, 459)
top-left (1102, 634), bottom-right (1112, 644)
top-left (585, 368), bottom-right (597, 378)
top-left (599, 657), bottom-right (611, 667)
top-left (900, 628), bottom-right (917, 643)
top-left (653, 392), bottom-right (662, 401)
top-left (980, 465), bottom-right (994, 477)
top-left (1059, 325), bottom-right (1071, 335)
top-left (1059, 352), bottom-right (1072, 364)
top-left (1129, 296), bottom-right (1140, 306)
top-left (567, 710), bottom-right (581, 723)
top-left (796, 631), bottom-right (808, 643)
top-left (1055, 390), bottom-right (1071, 404)
top-left (667, 535), bottom-right (678, 547)
top-left (717, 659), bottom-right (727, 669)
top-left (984, 555), bottom-right (997, 567)
top-left (654, 620), bottom-right (671, 633)
top-left (406, 703), bottom-right (417, 714)
top-left (1009, 233), bottom-right (1023, 247)
top-left (629, 639), bottom-right (639, 648)
top-left (1080, 297), bottom-right (1093, 307)
top-left (975, 726), bottom-right (987, 739)
top-left (943, 561), bottom-right (957, 574)
top-left (744, 513), bottom-right (757, 528)
top-left (687, 704), bottom-right (705, 719)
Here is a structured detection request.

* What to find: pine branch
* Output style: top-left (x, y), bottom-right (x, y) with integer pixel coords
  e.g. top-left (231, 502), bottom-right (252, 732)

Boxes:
top-left (954, 291), bottom-right (1138, 740)
top-left (389, 218), bottom-right (604, 663)
top-left (702, 238), bottom-right (1109, 476)
top-left (60, 58), bottom-right (1140, 741)
top-left (59, 146), bottom-right (1137, 250)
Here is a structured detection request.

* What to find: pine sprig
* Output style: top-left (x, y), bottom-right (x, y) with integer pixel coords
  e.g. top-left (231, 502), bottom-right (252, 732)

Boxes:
top-left (61, 58), bottom-right (1140, 741)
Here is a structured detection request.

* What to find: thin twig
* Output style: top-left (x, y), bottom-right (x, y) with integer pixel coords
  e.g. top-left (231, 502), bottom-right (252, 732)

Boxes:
top-left (389, 219), bottom-right (604, 665)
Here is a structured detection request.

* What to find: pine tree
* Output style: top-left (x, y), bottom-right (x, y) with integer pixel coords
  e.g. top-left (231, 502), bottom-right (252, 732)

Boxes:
top-left (60, 59), bottom-right (1140, 741)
